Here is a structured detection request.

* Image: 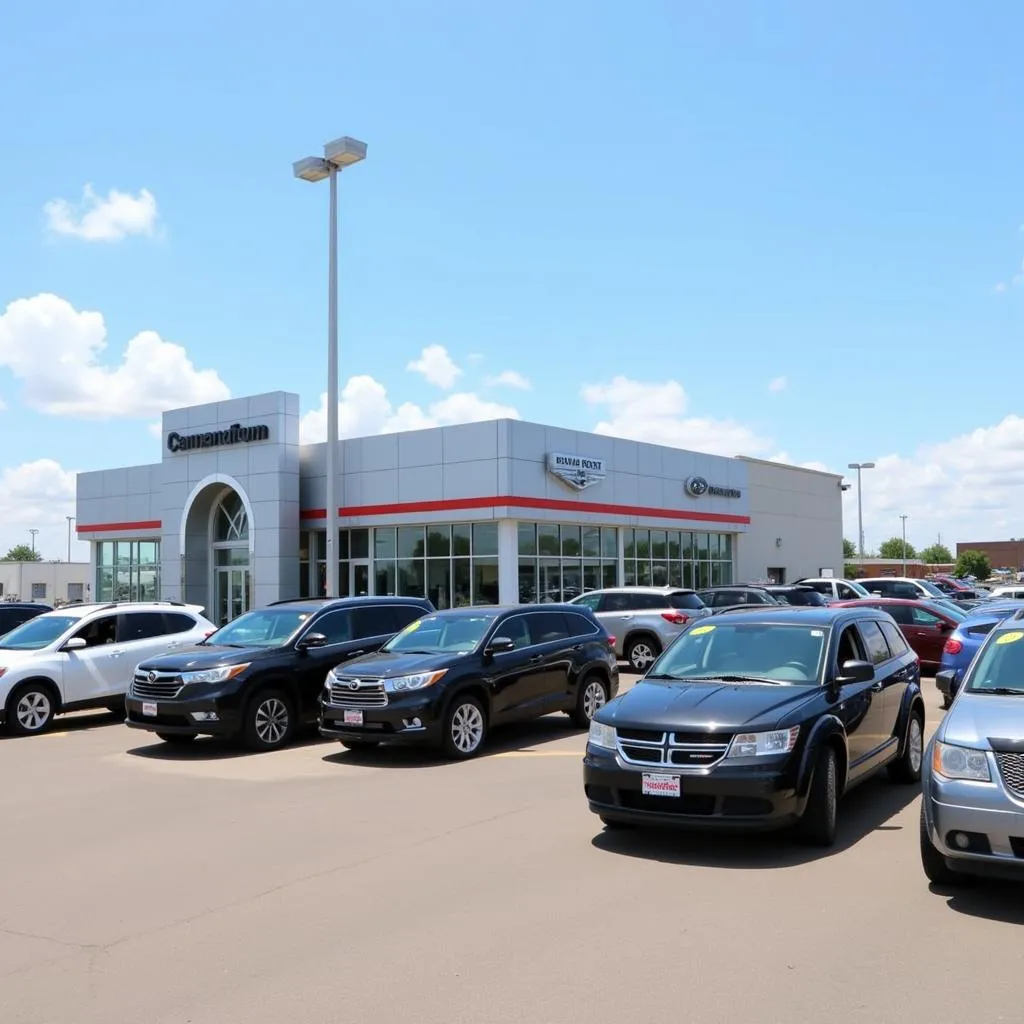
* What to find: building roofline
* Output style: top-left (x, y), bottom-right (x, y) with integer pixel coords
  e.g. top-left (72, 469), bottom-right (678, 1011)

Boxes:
top-left (734, 454), bottom-right (842, 479)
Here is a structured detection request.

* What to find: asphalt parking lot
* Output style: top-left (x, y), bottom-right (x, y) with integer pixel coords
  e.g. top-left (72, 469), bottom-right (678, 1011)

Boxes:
top-left (2, 674), bottom-right (1022, 1024)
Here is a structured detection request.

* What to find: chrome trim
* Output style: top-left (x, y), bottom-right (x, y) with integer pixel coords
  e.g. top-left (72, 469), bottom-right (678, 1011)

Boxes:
top-left (326, 676), bottom-right (388, 709)
top-left (615, 730), bottom-right (731, 770)
top-left (131, 671), bottom-right (184, 699)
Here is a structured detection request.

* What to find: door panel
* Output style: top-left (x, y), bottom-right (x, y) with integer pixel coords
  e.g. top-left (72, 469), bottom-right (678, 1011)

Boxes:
top-left (485, 613), bottom-right (537, 720)
top-left (61, 614), bottom-right (123, 702)
top-left (853, 621), bottom-right (900, 762)
top-left (521, 611), bottom-right (575, 710)
top-left (830, 624), bottom-right (886, 773)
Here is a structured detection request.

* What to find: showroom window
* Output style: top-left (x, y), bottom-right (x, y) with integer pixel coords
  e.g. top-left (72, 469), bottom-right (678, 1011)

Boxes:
top-left (517, 522), bottom-right (619, 603)
top-left (623, 529), bottom-right (733, 589)
top-left (95, 540), bottom-right (161, 602)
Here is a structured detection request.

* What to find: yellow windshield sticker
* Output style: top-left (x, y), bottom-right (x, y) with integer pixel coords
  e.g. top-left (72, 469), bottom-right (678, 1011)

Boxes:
top-left (690, 625), bottom-right (715, 636)
top-left (403, 619), bottom-right (422, 632)
top-left (996, 630), bottom-right (1024, 645)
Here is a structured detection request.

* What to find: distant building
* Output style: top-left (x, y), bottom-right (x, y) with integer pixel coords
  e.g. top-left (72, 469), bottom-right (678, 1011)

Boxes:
top-left (844, 558), bottom-right (945, 580)
top-left (0, 561), bottom-right (91, 605)
top-left (956, 540), bottom-right (1024, 571)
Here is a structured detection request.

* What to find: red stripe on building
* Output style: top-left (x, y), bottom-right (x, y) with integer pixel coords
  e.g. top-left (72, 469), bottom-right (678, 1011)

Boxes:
top-left (77, 520), bottom-right (162, 534)
top-left (300, 495), bottom-right (750, 526)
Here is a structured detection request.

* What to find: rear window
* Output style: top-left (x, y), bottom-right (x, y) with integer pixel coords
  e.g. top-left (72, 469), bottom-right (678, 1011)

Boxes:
top-left (966, 622), bottom-right (997, 636)
top-left (668, 592), bottom-right (705, 611)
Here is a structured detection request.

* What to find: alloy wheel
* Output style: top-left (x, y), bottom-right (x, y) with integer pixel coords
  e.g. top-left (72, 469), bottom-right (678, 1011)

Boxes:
top-left (16, 691), bottom-right (51, 732)
top-left (254, 698), bottom-right (289, 746)
top-left (450, 703), bottom-right (484, 754)
top-left (908, 717), bottom-right (923, 774)
top-left (582, 680), bottom-right (607, 720)
top-left (630, 643), bottom-right (655, 671)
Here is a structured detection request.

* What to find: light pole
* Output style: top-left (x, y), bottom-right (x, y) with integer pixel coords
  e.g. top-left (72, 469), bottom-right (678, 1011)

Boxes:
top-left (900, 514), bottom-right (908, 576)
top-left (28, 529), bottom-right (39, 555)
top-left (847, 462), bottom-right (875, 558)
top-left (66, 516), bottom-right (75, 562)
top-left (293, 136), bottom-right (367, 598)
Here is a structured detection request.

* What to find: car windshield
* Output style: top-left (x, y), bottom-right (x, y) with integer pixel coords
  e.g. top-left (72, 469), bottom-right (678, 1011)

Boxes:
top-left (384, 612), bottom-right (500, 654)
top-left (206, 609), bottom-right (313, 648)
top-left (845, 581), bottom-right (870, 597)
top-left (669, 592), bottom-right (706, 610)
top-left (925, 601), bottom-right (967, 623)
top-left (918, 580), bottom-right (947, 599)
top-left (0, 615), bottom-right (79, 651)
top-left (966, 628), bottom-right (1024, 693)
top-left (650, 621), bottom-right (828, 685)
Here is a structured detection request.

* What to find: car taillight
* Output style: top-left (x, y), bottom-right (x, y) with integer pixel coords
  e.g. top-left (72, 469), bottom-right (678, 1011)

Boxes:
top-left (944, 638), bottom-right (963, 655)
top-left (661, 612), bottom-right (689, 625)
top-left (606, 635), bottom-right (616, 649)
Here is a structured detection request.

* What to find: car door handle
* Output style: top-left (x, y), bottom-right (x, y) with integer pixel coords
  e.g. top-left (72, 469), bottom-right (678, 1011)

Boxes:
top-left (572, 644), bottom-right (583, 651)
top-left (529, 655), bottom-right (544, 664)
top-left (344, 649), bottom-right (365, 660)
top-left (870, 681), bottom-right (884, 692)
top-left (110, 651), bottom-right (124, 658)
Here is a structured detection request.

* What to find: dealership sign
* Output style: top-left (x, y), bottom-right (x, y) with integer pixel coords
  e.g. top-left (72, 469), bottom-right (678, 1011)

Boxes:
top-left (685, 475), bottom-right (741, 499)
top-left (547, 452), bottom-right (606, 491)
top-left (167, 423), bottom-right (271, 454)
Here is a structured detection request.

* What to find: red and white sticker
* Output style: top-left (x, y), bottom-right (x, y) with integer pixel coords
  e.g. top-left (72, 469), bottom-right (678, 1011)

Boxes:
top-left (642, 773), bottom-right (681, 798)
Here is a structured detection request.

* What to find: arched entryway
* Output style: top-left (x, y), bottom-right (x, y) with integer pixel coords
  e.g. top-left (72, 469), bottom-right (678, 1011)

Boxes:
top-left (179, 475), bottom-right (254, 626)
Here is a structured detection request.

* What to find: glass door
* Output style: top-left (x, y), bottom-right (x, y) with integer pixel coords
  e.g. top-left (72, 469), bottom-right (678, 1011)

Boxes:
top-left (350, 560), bottom-right (370, 596)
top-left (215, 567), bottom-right (251, 625)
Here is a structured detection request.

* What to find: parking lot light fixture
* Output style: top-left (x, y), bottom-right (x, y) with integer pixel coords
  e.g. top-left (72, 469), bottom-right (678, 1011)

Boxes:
top-left (847, 462), bottom-right (875, 558)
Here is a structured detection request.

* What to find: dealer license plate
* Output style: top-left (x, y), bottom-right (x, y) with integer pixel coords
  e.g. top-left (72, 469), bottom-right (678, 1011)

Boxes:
top-left (343, 709), bottom-right (364, 726)
top-left (142, 702), bottom-right (158, 717)
top-left (642, 773), bottom-right (681, 798)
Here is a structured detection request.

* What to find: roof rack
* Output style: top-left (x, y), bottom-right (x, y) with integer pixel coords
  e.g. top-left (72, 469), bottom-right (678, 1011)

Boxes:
top-left (92, 600), bottom-right (189, 611)
top-left (266, 597), bottom-right (329, 606)
top-left (1012, 608), bottom-right (1024, 621)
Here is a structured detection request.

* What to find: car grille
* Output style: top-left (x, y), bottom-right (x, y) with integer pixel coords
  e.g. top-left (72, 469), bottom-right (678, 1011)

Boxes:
top-left (994, 751), bottom-right (1024, 797)
top-left (131, 671), bottom-right (184, 700)
top-left (616, 729), bottom-right (732, 769)
top-left (327, 677), bottom-right (387, 708)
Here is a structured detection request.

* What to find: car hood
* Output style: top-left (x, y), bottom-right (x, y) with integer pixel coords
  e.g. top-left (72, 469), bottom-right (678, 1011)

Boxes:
top-left (136, 645), bottom-right (275, 671)
top-left (0, 647), bottom-right (51, 666)
top-left (598, 678), bottom-right (820, 732)
top-left (333, 650), bottom-right (458, 677)
top-left (942, 693), bottom-right (1024, 747)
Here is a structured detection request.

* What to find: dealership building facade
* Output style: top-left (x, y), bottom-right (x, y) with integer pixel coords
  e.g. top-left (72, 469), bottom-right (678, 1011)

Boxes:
top-left (75, 391), bottom-right (844, 625)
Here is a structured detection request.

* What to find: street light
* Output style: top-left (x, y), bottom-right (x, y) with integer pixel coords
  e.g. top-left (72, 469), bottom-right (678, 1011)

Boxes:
top-left (28, 529), bottom-right (38, 554)
top-left (66, 516), bottom-right (75, 562)
top-left (900, 514), bottom-right (909, 576)
top-left (847, 462), bottom-right (876, 558)
top-left (293, 136), bottom-right (367, 599)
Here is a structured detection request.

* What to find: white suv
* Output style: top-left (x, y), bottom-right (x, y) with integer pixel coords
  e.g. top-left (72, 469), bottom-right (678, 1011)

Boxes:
top-left (0, 602), bottom-right (215, 735)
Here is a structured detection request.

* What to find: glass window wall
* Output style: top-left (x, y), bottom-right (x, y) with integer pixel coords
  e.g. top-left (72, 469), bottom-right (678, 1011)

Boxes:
top-left (517, 522), bottom-right (619, 603)
top-left (95, 539), bottom-right (161, 602)
top-left (623, 529), bottom-right (733, 591)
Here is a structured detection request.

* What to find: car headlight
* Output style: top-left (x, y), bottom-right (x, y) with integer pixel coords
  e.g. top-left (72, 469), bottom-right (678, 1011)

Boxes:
top-left (727, 726), bottom-right (800, 758)
top-left (179, 664), bottom-right (250, 685)
top-left (933, 741), bottom-right (991, 782)
top-left (588, 720), bottom-right (616, 750)
top-left (383, 670), bottom-right (447, 693)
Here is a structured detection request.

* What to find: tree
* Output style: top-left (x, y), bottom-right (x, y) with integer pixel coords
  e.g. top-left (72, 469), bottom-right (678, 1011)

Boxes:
top-left (955, 549), bottom-right (991, 581)
top-left (842, 538), bottom-right (856, 559)
top-left (920, 543), bottom-right (953, 564)
top-left (2, 544), bottom-right (42, 562)
top-left (879, 536), bottom-right (916, 560)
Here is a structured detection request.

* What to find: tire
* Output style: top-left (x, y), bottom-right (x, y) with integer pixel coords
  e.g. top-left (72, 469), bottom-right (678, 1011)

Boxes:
top-left (797, 746), bottom-right (838, 846)
top-left (888, 710), bottom-right (924, 783)
top-left (442, 695), bottom-right (487, 760)
top-left (625, 635), bottom-right (661, 674)
top-left (6, 682), bottom-right (58, 736)
top-left (156, 732), bottom-right (196, 746)
top-left (340, 739), bottom-right (380, 750)
top-left (242, 689), bottom-right (295, 752)
top-left (571, 675), bottom-right (610, 728)
top-left (919, 803), bottom-right (965, 886)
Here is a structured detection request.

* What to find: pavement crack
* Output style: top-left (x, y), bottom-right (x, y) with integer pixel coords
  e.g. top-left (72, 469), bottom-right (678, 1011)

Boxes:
top-left (0, 925), bottom-right (100, 953)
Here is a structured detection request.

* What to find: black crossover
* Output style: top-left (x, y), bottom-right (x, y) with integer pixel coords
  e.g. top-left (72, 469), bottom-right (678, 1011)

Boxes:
top-left (320, 604), bottom-right (620, 759)
top-left (584, 606), bottom-right (925, 845)
top-left (125, 597), bottom-right (434, 750)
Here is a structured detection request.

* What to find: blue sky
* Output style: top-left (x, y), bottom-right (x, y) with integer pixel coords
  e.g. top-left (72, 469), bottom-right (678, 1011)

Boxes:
top-left (2, 1), bottom-right (1023, 562)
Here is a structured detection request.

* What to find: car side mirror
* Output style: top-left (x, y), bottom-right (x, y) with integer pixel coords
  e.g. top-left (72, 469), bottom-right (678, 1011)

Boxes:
top-left (296, 632), bottom-right (328, 651)
top-left (836, 659), bottom-right (874, 685)
top-left (936, 668), bottom-right (960, 698)
top-left (63, 636), bottom-right (87, 651)
top-left (484, 636), bottom-right (516, 658)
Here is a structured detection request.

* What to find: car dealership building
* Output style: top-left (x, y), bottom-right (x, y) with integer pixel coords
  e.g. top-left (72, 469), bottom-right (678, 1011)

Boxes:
top-left (75, 391), bottom-right (844, 625)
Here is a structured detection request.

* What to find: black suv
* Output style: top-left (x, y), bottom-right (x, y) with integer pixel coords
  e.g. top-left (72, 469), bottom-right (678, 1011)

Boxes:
top-left (320, 604), bottom-right (619, 759)
top-left (697, 586), bottom-right (781, 611)
top-left (0, 603), bottom-right (52, 635)
top-left (126, 596), bottom-right (434, 751)
top-left (760, 585), bottom-right (829, 607)
top-left (584, 606), bottom-right (924, 846)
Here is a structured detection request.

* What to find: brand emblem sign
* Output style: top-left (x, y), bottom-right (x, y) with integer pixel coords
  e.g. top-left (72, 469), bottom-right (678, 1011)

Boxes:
top-left (348, 680), bottom-right (362, 691)
top-left (148, 671), bottom-right (157, 683)
top-left (685, 475), bottom-right (741, 499)
top-left (547, 452), bottom-right (606, 491)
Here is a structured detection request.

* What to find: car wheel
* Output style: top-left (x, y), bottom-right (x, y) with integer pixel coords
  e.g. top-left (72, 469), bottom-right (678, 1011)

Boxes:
top-left (571, 675), bottom-right (609, 728)
top-left (155, 732), bottom-right (196, 746)
top-left (242, 689), bottom-right (295, 752)
top-left (919, 803), bottom-right (965, 886)
top-left (888, 710), bottom-right (924, 783)
top-left (442, 695), bottom-right (487, 760)
top-left (6, 682), bottom-right (57, 736)
top-left (797, 747), bottom-right (838, 847)
top-left (625, 636), bottom-right (660, 673)
top-left (340, 739), bottom-right (380, 750)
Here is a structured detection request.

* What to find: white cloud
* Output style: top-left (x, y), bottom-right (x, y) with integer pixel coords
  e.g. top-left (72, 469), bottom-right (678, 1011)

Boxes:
top-left (485, 369), bottom-right (532, 391)
top-left (0, 459), bottom-right (87, 566)
top-left (299, 375), bottom-right (520, 443)
top-left (0, 293), bottom-right (230, 418)
top-left (994, 282), bottom-right (1007, 294)
top-left (43, 185), bottom-right (159, 242)
top-left (406, 345), bottom-right (462, 389)
top-left (580, 376), bottom-right (772, 457)
top-left (768, 375), bottom-right (787, 393)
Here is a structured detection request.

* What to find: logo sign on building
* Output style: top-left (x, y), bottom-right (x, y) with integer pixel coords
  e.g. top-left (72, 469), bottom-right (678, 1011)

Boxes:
top-left (547, 452), bottom-right (607, 491)
top-left (685, 475), bottom-right (741, 499)
top-left (166, 423), bottom-right (271, 454)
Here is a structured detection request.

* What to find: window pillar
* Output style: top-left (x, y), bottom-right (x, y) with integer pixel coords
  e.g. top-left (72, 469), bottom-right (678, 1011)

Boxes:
top-left (497, 519), bottom-right (519, 604)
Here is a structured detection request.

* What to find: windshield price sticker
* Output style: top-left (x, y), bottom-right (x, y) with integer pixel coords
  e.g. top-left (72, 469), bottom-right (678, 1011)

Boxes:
top-left (996, 631), bottom-right (1024, 646)
top-left (690, 625), bottom-right (715, 636)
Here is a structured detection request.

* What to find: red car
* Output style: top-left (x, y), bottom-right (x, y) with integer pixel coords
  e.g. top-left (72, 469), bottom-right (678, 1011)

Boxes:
top-left (831, 597), bottom-right (965, 670)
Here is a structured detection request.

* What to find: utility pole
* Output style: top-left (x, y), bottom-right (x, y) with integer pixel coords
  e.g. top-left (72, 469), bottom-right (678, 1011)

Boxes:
top-left (847, 462), bottom-right (875, 557)
top-left (28, 529), bottom-right (38, 555)
top-left (900, 515), bottom-right (908, 576)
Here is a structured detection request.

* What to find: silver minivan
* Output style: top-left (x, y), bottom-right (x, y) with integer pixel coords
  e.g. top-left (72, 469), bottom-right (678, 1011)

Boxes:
top-left (569, 586), bottom-right (710, 672)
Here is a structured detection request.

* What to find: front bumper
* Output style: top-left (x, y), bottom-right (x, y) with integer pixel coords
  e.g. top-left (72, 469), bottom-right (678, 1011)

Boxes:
top-left (923, 773), bottom-right (1024, 879)
top-left (124, 695), bottom-right (241, 737)
top-left (319, 690), bottom-right (444, 746)
top-left (583, 747), bottom-right (803, 831)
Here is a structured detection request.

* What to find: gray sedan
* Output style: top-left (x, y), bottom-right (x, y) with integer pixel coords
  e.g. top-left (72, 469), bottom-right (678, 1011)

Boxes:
top-left (921, 610), bottom-right (1024, 885)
